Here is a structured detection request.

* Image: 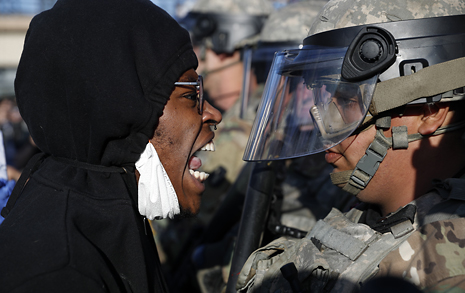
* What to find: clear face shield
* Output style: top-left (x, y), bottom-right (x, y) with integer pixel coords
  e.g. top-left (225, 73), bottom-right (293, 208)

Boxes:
top-left (240, 42), bottom-right (302, 121)
top-left (243, 46), bottom-right (378, 161)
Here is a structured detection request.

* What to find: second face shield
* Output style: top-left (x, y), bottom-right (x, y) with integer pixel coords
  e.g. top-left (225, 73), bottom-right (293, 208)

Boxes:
top-left (243, 46), bottom-right (378, 161)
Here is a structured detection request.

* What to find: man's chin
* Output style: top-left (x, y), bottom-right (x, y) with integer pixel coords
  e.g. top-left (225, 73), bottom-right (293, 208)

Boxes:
top-left (174, 205), bottom-right (199, 219)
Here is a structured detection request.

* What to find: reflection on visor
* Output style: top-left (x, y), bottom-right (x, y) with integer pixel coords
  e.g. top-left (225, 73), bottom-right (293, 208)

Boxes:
top-left (243, 47), bottom-right (378, 161)
top-left (309, 79), bottom-right (364, 140)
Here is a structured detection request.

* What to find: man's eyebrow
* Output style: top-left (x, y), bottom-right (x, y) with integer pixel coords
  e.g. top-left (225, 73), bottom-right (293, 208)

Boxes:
top-left (178, 76), bottom-right (198, 82)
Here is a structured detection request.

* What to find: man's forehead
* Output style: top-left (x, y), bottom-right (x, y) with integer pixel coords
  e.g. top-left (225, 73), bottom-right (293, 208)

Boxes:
top-left (178, 71), bottom-right (199, 83)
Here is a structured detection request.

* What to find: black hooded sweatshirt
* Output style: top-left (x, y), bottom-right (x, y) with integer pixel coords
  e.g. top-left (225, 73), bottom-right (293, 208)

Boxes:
top-left (0, 0), bottom-right (197, 292)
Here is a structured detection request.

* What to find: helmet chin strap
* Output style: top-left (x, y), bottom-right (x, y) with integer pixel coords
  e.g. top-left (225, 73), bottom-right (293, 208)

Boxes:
top-left (330, 116), bottom-right (465, 196)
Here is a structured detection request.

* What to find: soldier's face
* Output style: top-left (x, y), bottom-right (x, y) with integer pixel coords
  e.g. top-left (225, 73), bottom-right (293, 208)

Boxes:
top-left (325, 111), bottom-right (422, 214)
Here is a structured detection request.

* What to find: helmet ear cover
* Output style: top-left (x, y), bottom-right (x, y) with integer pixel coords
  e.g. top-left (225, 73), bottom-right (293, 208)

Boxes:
top-left (183, 12), bottom-right (268, 54)
top-left (342, 26), bottom-right (397, 82)
top-left (193, 15), bottom-right (218, 39)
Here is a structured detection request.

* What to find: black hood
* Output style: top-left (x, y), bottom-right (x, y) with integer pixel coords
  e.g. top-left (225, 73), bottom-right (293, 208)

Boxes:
top-left (15, 0), bottom-right (198, 167)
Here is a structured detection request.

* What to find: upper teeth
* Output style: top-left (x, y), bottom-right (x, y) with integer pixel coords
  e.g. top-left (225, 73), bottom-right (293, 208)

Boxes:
top-left (200, 141), bottom-right (215, 152)
top-left (189, 169), bottom-right (210, 181)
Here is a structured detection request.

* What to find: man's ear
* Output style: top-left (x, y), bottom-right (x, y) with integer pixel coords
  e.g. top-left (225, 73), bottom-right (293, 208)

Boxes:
top-left (418, 103), bottom-right (450, 135)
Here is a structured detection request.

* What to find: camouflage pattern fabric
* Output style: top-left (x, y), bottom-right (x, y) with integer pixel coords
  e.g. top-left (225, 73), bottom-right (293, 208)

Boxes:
top-left (194, 156), bottom-right (354, 293)
top-left (259, 0), bottom-right (327, 43)
top-left (236, 0), bottom-right (328, 48)
top-left (378, 219), bottom-right (465, 292)
top-left (237, 207), bottom-right (412, 293)
top-left (236, 177), bottom-right (465, 292)
top-left (309, 0), bottom-right (465, 35)
top-left (190, 0), bottom-right (274, 15)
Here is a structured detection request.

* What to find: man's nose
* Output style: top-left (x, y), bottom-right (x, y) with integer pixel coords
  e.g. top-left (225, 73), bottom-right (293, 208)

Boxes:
top-left (203, 100), bottom-right (222, 125)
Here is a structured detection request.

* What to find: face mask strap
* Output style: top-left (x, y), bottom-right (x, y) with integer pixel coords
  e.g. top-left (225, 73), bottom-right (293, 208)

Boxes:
top-left (331, 115), bottom-right (465, 196)
top-left (340, 127), bottom-right (391, 196)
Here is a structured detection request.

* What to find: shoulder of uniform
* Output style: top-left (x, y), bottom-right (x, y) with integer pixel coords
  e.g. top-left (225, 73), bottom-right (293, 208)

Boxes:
top-left (379, 217), bottom-right (465, 290)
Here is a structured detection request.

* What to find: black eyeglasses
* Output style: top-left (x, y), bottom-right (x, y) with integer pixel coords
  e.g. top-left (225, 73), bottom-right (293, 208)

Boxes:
top-left (174, 75), bottom-right (204, 115)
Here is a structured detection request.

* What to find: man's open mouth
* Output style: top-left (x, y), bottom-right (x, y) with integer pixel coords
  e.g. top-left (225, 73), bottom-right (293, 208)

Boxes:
top-left (188, 141), bottom-right (215, 182)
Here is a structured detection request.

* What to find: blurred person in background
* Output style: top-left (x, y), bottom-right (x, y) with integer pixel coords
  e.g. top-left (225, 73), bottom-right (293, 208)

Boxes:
top-left (0, 0), bottom-right (222, 292)
top-left (0, 66), bottom-right (35, 178)
top-left (0, 98), bottom-right (28, 225)
top-left (0, 98), bottom-right (17, 225)
top-left (0, 76), bottom-right (34, 224)
top-left (0, 98), bottom-right (39, 175)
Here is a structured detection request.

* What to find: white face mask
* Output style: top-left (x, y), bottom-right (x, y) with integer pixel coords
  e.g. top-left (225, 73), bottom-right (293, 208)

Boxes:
top-left (135, 142), bottom-right (180, 220)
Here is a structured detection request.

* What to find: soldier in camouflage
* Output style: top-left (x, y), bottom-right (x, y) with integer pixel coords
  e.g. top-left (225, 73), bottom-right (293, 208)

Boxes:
top-left (189, 2), bottom-right (359, 292)
top-left (243, 0), bottom-right (356, 241)
top-left (236, 0), bottom-right (465, 292)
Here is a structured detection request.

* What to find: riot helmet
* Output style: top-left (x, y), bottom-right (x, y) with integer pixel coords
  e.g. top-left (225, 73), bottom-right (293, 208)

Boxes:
top-left (244, 0), bottom-right (465, 161)
top-left (180, 0), bottom-right (273, 54)
top-left (243, 0), bottom-right (465, 195)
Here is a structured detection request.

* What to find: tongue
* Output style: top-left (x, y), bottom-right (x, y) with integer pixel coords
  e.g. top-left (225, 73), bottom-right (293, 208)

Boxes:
top-left (188, 155), bottom-right (202, 170)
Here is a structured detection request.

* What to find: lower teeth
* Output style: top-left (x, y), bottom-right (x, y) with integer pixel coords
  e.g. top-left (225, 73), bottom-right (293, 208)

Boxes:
top-left (189, 169), bottom-right (210, 181)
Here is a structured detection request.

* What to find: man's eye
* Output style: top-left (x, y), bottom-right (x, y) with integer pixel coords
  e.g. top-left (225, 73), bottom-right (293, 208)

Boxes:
top-left (183, 93), bottom-right (198, 101)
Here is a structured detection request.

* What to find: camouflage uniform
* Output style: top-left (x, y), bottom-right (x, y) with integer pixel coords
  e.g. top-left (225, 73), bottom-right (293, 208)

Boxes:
top-left (378, 220), bottom-right (465, 292)
top-left (193, 2), bottom-right (357, 293)
top-left (237, 177), bottom-right (465, 292)
top-left (233, 0), bottom-right (465, 291)
top-left (310, 0), bottom-right (465, 35)
top-left (258, 0), bottom-right (328, 43)
top-left (231, 0), bottom-right (356, 237)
